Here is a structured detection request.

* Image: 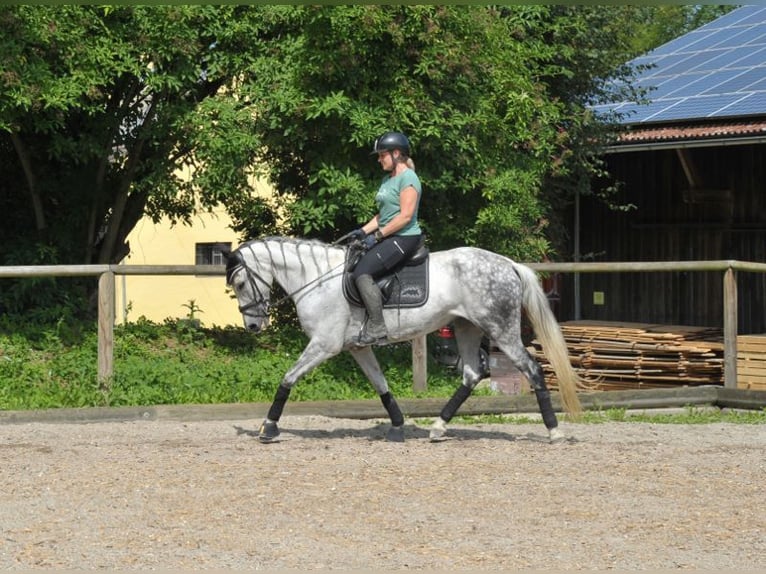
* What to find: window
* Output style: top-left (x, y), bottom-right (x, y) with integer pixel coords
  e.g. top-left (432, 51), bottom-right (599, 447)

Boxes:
top-left (195, 242), bottom-right (231, 266)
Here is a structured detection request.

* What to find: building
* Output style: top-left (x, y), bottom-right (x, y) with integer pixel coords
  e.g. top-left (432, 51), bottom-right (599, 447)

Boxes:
top-left (117, 177), bottom-right (274, 328)
top-left (569, 5), bottom-right (766, 333)
top-left (117, 206), bottom-right (239, 327)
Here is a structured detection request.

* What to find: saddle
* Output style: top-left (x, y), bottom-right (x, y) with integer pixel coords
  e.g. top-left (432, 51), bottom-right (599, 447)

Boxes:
top-left (342, 242), bottom-right (430, 309)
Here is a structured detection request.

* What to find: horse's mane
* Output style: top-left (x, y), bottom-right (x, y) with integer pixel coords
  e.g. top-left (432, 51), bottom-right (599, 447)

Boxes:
top-left (240, 235), bottom-right (341, 251)
top-left (236, 235), bottom-right (345, 277)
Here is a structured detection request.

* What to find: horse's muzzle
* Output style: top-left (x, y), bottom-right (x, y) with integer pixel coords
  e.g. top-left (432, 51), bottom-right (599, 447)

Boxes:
top-left (243, 316), bottom-right (269, 333)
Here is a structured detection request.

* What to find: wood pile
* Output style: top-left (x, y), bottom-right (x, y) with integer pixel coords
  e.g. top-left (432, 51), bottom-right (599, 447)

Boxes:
top-left (530, 320), bottom-right (724, 391)
top-left (736, 334), bottom-right (766, 391)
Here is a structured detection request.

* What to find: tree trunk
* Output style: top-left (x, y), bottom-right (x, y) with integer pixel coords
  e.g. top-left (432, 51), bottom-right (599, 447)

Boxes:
top-left (96, 97), bottom-right (158, 265)
top-left (10, 132), bottom-right (47, 241)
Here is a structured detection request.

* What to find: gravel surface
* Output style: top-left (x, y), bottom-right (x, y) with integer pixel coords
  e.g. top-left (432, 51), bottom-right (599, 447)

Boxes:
top-left (1, 415), bottom-right (764, 570)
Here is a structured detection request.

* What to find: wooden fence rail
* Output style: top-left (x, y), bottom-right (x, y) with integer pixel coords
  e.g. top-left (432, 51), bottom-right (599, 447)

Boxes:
top-left (3, 259), bottom-right (765, 389)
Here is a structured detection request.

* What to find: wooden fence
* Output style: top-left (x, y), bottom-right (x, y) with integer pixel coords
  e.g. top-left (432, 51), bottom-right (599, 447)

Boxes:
top-left (3, 259), bottom-right (765, 390)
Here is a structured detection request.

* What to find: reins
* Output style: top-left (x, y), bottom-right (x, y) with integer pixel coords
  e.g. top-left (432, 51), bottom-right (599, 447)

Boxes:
top-left (266, 261), bottom-right (346, 311)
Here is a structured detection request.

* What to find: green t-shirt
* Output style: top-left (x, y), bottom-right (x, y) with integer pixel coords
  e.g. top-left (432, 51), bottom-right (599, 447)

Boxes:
top-left (375, 169), bottom-right (422, 236)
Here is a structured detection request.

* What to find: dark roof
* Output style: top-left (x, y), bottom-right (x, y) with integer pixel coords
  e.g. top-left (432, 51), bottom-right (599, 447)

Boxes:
top-left (596, 5), bottom-right (766, 149)
top-left (610, 119), bottom-right (766, 152)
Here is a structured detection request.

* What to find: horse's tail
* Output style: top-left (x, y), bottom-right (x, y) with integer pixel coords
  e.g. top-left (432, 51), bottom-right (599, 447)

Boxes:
top-left (512, 262), bottom-right (584, 417)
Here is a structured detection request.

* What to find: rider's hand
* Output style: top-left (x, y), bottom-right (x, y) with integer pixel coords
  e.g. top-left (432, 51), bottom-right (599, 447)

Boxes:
top-left (361, 234), bottom-right (377, 250)
top-left (349, 228), bottom-right (366, 241)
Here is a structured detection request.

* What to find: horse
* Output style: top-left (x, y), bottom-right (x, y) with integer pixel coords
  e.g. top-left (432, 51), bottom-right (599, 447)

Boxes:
top-left (225, 236), bottom-right (584, 443)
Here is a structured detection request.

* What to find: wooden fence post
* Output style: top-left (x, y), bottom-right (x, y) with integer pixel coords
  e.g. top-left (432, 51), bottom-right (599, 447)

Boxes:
top-left (412, 335), bottom-right (427, 391)
top-left (723, 266), bottom-right (738, 389)
top-left (98, 271), bottom-right (115, 384)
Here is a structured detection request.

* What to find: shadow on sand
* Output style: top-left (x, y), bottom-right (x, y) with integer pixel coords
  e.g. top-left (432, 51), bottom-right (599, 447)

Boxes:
top-left (232, 421), bottom-right (576, 444)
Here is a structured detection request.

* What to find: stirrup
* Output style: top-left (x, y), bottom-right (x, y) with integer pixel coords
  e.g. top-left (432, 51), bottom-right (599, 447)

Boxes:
top-left (355, 333), bottom-right (388, 347)
top-left (355, 332), bottom-right (388, 347)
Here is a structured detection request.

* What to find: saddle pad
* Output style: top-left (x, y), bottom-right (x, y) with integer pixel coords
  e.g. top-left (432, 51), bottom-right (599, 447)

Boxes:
top-left (343, 259), bottom-right (429, 309)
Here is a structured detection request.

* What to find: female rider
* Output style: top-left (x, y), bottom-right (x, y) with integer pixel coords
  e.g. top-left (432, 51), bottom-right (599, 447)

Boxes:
top-left (349, 131), bottom-right (423, 346)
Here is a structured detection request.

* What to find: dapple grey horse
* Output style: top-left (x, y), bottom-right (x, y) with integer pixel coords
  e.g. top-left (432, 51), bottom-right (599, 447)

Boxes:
top-left (225, 236), bottom-right (583, 443)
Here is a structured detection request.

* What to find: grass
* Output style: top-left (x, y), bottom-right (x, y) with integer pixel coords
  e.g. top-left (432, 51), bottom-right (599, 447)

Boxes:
top-left (1, 315), bottom-right (764, 425)
top-left (0, 315), bottom-right (470, 410)
top-left (445, 406), bottom-right (766, 426)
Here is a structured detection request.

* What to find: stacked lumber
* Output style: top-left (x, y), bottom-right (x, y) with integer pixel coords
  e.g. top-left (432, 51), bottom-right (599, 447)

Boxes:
top-left (736, 334), bottom-right (766, 391)
top-left (531, 320), bottom-right (724, 391)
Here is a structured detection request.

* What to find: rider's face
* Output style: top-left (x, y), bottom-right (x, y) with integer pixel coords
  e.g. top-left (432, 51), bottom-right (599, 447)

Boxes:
top-left (377, 150), bottom-right (396, 171)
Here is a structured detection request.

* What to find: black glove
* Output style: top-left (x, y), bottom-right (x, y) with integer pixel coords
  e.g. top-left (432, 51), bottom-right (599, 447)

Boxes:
top-left (349, 228), bottom-right (366, 241)
top-left (361, 234), bottom-right (377, 250)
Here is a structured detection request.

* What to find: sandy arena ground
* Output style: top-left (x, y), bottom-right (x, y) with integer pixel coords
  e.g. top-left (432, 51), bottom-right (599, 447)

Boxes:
top-left (1, 415), bottom-right (764, 570)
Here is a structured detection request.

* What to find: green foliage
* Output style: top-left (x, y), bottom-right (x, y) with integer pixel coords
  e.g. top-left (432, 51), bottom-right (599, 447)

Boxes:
top-left (0, 5), bottom-right (265, 269)
top-left (2, 317), bottom-right (764, 426)
top-left (0, 5), bottom-right (735, 319)
top-left (0, 317), bottom-right (462, 410)
top-left (240, 5), bottom-right (595, 259)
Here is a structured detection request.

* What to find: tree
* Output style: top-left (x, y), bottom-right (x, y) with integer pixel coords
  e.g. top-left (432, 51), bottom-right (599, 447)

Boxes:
top-left (620, 5), bottom-right (737, 57)
top-left (3, 5), bottom-right (703, 316)
top-left (234, 6), bottom-right (643, 260)
top-left (0, 5), bottom-right (276, 314)
top-left (0, 5), bottom-right (265, 270)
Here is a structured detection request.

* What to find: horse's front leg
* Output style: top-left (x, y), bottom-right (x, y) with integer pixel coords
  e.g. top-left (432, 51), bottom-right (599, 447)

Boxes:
top-left (349, 347), bottom-right (405, 442)
top-left (259, 339), bottom-right (339, 443)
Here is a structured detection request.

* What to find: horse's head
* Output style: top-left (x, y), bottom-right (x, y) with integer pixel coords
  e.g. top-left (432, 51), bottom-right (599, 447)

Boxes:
top-left (225, 247), bottom-right (273, 333)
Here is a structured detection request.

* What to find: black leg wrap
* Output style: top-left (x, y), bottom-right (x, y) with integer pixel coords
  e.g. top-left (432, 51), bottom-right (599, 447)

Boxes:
top-left (535, 388), bottom-right (559, 430)
top-left (267, 384), bottom-right (291, 422)
top-left (380, 392), bottom-right (404, 427)
top-left (440, 384), bottom-right (472, 423)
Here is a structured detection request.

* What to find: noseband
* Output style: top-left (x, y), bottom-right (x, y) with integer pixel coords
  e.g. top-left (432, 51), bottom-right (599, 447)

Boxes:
top-left (229, 263), bottom-right (271, 321)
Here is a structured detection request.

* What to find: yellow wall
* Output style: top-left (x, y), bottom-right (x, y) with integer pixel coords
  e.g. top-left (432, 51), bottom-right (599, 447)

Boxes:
top-left (117, 205), bottom-right (243, 327)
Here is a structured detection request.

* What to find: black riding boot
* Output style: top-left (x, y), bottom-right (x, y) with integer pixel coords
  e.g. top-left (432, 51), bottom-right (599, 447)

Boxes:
top-left (355, 274), bottom-right (388, 346)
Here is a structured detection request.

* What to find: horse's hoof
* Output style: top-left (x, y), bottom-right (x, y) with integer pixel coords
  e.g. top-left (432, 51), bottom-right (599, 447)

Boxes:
top-left (429, 431), bottom-right (447, 442)
top-left (429, 418), bottom-right (448, 442)
top-left (386, 425), bottom-right (405, 442)
top-left (259, 420), bottom-right (280, 443)
top-left (549, 427), bottom-right (566, 444)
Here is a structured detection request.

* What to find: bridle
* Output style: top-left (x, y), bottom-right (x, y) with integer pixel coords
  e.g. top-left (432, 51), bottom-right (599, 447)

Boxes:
top-left (230, 262), bottom-right (272, 322)
top-left (228, 250), bottom-right (348, 321)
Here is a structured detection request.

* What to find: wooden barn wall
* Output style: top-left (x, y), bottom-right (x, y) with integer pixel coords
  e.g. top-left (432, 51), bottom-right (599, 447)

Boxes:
top-left (557, 143), bottom-right (766, 334)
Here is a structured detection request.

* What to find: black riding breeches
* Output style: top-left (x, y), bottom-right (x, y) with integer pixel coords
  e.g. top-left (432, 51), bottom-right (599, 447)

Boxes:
top-left (351, 234), bottom-right (423, 281)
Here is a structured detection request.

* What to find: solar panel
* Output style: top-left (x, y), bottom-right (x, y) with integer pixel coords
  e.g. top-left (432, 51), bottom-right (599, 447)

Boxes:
top-left (650, 94), bottom-right (743, 121)
top-left (742, 75), bottom-right (766, 91)
top-left (653, 72), bottom-right (709, 98)
top-left (714, 25), bottom-right (765, 47)
top-left (661, 49), bottom-right (731, 76)
top-left (692, 69), bottom-right (748, 95)
top-left (701, 67), bottom-right (766, 94)
top-left (714, 91), bottom-right (766, 116)
top-left (598, 5), bottom-right (766, 124)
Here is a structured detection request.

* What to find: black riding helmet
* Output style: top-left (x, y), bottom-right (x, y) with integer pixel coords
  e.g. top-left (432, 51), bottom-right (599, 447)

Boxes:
top-left (370, 131), bottom-right (410, 156)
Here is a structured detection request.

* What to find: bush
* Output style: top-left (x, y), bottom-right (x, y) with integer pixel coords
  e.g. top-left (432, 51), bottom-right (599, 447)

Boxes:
top-left (0, 316), bottom-right (461, 410)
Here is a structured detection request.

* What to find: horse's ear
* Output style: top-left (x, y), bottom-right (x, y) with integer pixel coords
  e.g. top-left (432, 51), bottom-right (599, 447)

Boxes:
top-left (224, 248), bottom-right (243, 284)
top-left (219, 245), bottom-right (232, 261)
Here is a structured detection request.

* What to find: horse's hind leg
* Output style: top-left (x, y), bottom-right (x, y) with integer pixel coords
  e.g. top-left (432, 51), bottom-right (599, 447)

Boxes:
top-left (498, 340), bottom-right (566, 444)
top-left (349, 347), bottom-right (405, 442)
top-left (429, 319), bottom-right (486, 441)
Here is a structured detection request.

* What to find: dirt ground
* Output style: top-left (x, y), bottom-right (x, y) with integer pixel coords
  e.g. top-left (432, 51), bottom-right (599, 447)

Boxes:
top-left (1, 414), bottom-right (764, 571)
